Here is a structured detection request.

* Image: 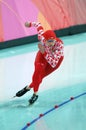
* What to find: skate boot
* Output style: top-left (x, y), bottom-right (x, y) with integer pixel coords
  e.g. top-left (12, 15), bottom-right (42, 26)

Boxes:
top-left (29, 94), bottom-right (38, 104)
top-left (15, 86), bottom-right (30, 97)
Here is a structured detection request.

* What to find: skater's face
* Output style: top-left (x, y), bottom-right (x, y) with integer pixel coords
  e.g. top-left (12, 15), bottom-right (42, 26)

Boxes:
top-left (46, 39), bottom-right (55, 47)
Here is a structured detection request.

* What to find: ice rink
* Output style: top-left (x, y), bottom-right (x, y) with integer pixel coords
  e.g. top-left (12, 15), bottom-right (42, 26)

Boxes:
top-left (0, 33), bottom-right (86, 130)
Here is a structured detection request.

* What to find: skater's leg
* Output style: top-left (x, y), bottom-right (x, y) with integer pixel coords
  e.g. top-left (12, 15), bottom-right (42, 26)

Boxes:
top-left (29, 63), bottom-right (46, 104)
top-left (28, 51), bottom-right (47, 104)
top-left (29, 52), bottom-right (47, 92)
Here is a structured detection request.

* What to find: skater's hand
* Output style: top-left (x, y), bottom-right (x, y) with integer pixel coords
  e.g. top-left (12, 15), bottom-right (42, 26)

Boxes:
top-left (25, 21), bottom-right (31, 27)
top-left (38, 43), bottom-right (45, 54)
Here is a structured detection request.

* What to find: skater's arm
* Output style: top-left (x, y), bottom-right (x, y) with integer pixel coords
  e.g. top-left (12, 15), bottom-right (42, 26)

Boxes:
top-left (38, 43), bottom-right (45, 54)
top-left (25, 21), bottom-right (45, 44)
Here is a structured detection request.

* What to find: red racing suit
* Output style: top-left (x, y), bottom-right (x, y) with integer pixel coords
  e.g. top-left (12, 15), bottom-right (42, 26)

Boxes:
top-left (29, 22), bottom-right (64, 92)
